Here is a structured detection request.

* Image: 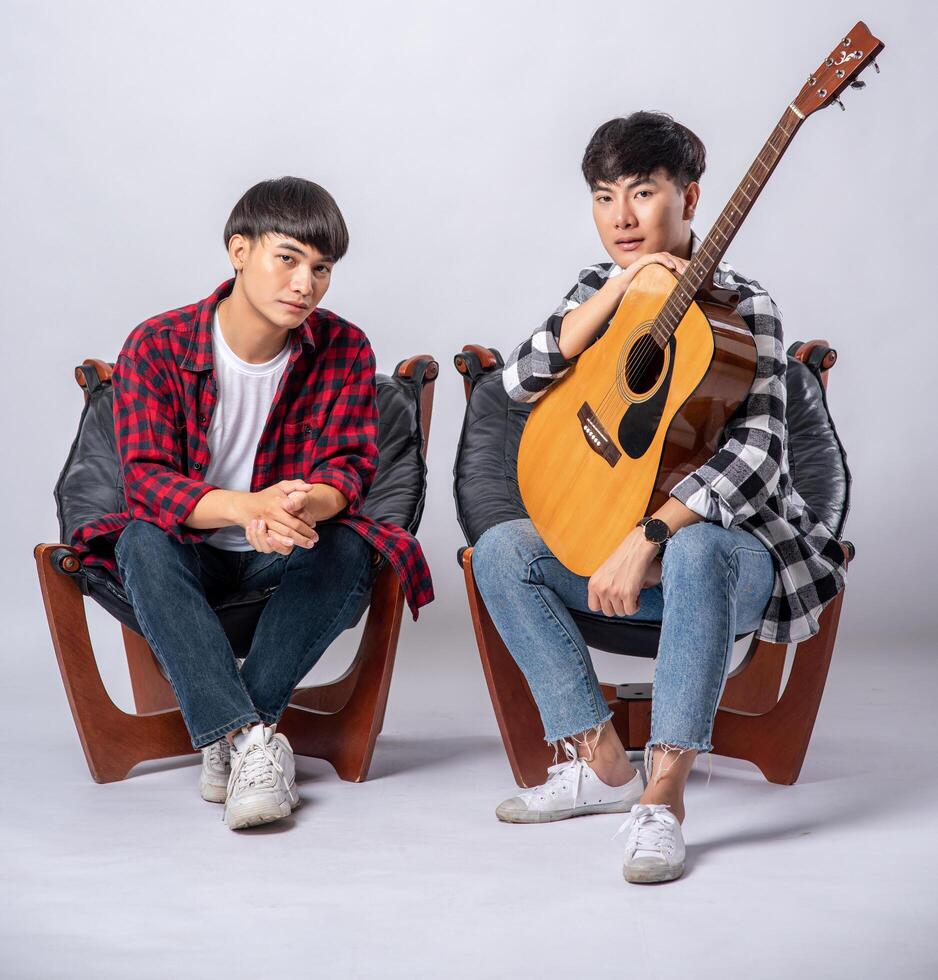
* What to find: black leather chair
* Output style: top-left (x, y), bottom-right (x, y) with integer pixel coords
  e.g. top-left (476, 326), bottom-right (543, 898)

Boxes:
top-left (36, 354), bottom-right (438, 784)
top-left (453, 340), bottom-right (852, 787)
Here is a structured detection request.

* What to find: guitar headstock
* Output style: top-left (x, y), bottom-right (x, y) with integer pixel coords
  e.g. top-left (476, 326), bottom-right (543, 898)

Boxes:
top-left (792, 21), bottom-right (884, 118)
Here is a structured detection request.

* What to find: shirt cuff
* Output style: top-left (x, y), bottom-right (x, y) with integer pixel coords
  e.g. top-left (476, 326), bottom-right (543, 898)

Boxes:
top-left (308, 466), bottom-right (361, 514)
top-left (670, 473), bottom-right (736, 529)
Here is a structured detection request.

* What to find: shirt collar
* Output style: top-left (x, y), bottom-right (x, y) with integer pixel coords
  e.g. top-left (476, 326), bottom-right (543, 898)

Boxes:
top-left (180, 278), bottom-right (318, 373)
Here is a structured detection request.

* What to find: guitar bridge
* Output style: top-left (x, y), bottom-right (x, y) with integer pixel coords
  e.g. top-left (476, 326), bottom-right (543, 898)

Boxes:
top-left (577, 403), bottom-right (621, 467)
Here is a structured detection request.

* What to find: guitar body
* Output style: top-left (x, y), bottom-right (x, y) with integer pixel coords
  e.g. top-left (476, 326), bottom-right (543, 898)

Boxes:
top-left (517, 263), bottom-right (757, 575)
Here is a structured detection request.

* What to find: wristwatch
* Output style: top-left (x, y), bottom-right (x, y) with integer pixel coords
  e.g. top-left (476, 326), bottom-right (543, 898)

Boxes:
top-left (638, 517), bottom-right (671, 555)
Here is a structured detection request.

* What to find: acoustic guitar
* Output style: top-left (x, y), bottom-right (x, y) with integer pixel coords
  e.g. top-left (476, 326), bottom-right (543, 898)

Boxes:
top-left (517, 21), bottom-right (883, 575)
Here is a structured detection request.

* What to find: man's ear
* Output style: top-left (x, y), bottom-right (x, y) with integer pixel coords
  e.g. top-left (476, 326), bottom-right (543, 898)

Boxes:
top-left (682, 181), bottom-right (700, 221)
top-left (227, 234), bottom-right (251, 274)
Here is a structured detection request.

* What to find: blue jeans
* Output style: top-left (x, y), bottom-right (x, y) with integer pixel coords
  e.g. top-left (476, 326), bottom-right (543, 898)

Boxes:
top-left (115, 519), bottom-right (375, 749)
top-left (472, 519), bottom-right (775, 752)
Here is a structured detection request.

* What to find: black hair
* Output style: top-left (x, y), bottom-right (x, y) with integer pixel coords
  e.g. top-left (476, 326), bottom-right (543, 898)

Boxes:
top-left (581, 111), bottom-right (706, 190)
top-left (223, 176), bottom-right (349, 260)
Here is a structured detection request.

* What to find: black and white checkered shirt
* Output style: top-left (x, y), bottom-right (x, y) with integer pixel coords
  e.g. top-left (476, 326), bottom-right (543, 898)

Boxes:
top-left (502, 236), bottom-right (848, 643)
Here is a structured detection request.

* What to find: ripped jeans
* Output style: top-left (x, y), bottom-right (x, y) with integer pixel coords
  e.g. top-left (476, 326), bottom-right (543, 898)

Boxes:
top-left (472, 519), bottom-right (775, 754)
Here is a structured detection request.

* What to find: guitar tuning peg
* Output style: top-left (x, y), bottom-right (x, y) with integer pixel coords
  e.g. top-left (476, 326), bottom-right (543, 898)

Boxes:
top-left (833, 98), bottom-right (845, 111)
top-left (850, 79), bottom-right (866, 89)
top-left (873, 60), bottom-right (880, 74)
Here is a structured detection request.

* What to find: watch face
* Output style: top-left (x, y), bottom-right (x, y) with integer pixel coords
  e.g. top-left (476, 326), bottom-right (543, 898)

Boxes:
top-left (643, 519), bottom-right (670, 544)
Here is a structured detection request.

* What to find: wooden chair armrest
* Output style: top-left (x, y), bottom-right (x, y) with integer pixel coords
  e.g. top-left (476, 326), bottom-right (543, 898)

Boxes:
top-left (454, 346), bottom-right (502, 402)
top-left (74, 359), bottom-right (113, 390)
top-left (394, 354), bottom-right (439, 384)
top-left (454, 345), bottom-right (498, 373)
top-left (791, 340), bottom-right (837, 390)
top-left (34, 543), bottom-right (82, 574)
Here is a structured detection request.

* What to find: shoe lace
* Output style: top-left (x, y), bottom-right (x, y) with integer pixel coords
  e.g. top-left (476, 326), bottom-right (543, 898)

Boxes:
top-left (230, 738), bottom-right (284, 792)
top-left (614, 805), bottom-right (676, 857)
top-left (205, 740), bottom-right (229, 770)
top-left (525, 741), bottom-right (589, 807)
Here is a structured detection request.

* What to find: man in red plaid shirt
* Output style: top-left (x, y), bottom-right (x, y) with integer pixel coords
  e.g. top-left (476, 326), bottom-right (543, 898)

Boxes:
top-left (73, 177), bottom-right (432, 830)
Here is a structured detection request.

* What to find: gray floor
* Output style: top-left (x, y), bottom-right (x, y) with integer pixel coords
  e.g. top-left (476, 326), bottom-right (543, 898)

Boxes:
top-left (3, 608), bottom-right (937, 979)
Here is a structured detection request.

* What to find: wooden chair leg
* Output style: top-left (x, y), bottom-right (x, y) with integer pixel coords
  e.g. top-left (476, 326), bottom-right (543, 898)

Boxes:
top-left (34, 544), bottom-right (194, 783)
top-left (463, 548), bottom-right (554, 788)
top-left (122, 625), bottom-right (178, 713)
top-left (276, 563), bottom-right (405, 782)
top-left (708, 591), bottom-right (845, 784)
top-left (719, 634), bottom-right (788, 714)
top-left (620, 592), bottom-right (845, 784)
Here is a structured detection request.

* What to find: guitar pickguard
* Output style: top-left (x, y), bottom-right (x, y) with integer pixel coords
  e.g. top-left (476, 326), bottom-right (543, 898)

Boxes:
top-left (617, 335), bottom-right (677, 459)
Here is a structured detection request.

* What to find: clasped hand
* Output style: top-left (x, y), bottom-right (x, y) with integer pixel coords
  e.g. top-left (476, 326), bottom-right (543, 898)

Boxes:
top-left (238, 480), bottom-right (321, 555)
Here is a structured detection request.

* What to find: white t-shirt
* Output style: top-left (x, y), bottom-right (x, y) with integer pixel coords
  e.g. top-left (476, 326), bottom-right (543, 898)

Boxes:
top-left (203, 313), bottom-right (291, 550)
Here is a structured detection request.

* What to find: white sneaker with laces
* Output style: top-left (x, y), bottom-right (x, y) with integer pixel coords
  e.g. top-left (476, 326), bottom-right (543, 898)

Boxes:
top-left (199, 739), bottom-right (231, 803)
top-left (224, 724), bottom-right (299, 830)
top-left (496, 741), bottom-right (644, 824)
top-left (617, 803), bottom-right (686, 883)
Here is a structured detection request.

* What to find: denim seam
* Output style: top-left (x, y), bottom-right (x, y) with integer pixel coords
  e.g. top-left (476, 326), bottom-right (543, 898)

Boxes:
top-left (528, 580), bottom-right (612, 741)
top-left (252, 557), bottom-right (375, 722)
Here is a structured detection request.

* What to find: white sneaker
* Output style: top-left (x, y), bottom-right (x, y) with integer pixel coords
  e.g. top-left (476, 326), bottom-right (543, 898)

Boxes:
top-left (199, 739), bottom-right (231, 803)
top-left (617, 804), bottom-right (686, 883)
top-left (496, 741), bottom-right (644, 824)
top-left (224, 725), bottom-right (300, 831)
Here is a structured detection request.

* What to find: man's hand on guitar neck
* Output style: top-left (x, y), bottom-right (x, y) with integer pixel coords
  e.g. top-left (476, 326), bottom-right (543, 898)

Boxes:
top-left (557, 252), bottom-right (691, 361)
top-left (587, 497), bottom-right (700, 617)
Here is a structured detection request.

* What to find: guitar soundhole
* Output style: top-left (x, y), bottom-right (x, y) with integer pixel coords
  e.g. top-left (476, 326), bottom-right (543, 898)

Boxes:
top-left (625, 337), bottom-right (665, 394)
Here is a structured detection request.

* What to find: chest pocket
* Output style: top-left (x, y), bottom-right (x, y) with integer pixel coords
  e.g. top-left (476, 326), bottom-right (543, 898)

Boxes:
top-left (282, 409), bottom-right (327, 459)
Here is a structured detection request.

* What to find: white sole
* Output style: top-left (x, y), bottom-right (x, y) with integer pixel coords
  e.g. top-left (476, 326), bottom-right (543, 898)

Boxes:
top-left (624, 861), bottom-right (685, 884)
top-left (496, 797), bottom-right (638, 824)
top-left (200, 780), bottom-right (228, 804)
top-left (225, 778), bottom-right (300, 831)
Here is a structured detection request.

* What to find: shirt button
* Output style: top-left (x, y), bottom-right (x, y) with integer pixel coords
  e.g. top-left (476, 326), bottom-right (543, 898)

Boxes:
top-left (193, 461), bottom-right (203, 471)
top-left (199, 415), bottom-right (207, 425)
top-left (304, 424), bottom-right (313, 435)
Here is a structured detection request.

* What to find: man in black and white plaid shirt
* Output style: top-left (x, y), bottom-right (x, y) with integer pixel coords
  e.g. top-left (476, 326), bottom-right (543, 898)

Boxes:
top-left (472, 111), bottom-right (848, 884)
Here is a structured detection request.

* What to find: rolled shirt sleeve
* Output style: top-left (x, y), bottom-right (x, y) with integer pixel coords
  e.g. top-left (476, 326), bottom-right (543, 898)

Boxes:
top-left (501, 264), bottom-right (624, 404)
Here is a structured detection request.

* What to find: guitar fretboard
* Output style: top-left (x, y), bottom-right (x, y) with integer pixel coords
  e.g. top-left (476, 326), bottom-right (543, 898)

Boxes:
top-left (651, 106), bottom-right (804, 346)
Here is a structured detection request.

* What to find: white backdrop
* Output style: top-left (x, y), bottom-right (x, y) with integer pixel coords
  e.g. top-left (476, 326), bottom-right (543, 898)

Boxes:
top-left (3, 3), bottom-right (937, 977)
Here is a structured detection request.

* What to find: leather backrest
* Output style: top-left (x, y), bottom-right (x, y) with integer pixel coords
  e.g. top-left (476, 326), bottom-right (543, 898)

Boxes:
top-left (453, 352), bottom-right (850, 546)
top-left (56, 370), bottom-right (428, 547)
top-left (55, 367), bottom-right (429, 649)
top-left (784, 357), bottom-right (850, 536)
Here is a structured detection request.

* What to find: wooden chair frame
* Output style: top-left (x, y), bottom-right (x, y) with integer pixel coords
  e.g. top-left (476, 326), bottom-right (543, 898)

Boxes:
top-left (36, 354), bottom-right (438, 784)
top-left (454, 340), bottom-right (851, 787)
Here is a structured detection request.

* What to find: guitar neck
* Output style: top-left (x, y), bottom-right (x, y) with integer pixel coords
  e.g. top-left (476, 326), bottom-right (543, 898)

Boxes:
top-left (652, 105), bottom-right (804, 345)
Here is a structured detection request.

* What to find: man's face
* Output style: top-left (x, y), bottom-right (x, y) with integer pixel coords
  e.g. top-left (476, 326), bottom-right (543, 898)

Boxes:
top-left (229, 233), bottom-right (334, 329)
top-left (591, 168), bottom-right (699, 268)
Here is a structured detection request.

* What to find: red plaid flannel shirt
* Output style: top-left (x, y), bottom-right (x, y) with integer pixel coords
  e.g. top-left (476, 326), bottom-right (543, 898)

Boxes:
top-left (72, 279), bottom-right (434, 619)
